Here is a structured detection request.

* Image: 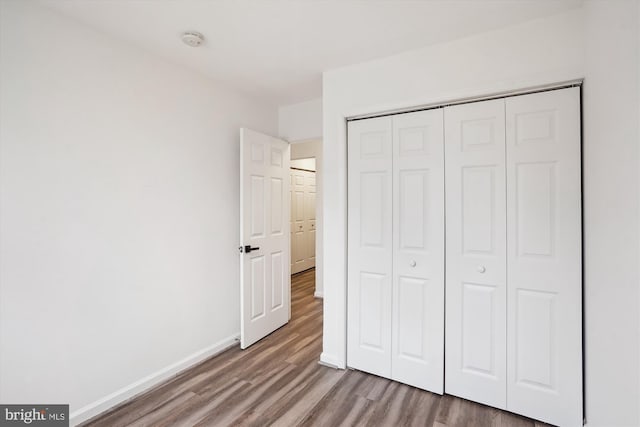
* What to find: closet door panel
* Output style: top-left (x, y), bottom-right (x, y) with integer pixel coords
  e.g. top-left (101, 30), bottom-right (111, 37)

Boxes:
top-left (445, 99), bottom-right (507, 409)
top-left (391, 109), bottom-right (445, 393)
top-left (347, 117), bottom-right (393, 378)
top-left (506, 87), bottom-right (582, 427)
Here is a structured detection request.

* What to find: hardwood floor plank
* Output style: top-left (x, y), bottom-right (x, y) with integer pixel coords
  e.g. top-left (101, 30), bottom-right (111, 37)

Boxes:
top-left (82, 269), bottom-right (545, 427)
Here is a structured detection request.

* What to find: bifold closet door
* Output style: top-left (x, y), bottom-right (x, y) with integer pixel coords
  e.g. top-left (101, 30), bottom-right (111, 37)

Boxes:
top-left (444, 99), bottom-right (507, 409)
top-left (347, 116), bottom-right (393, 378)
top-left (347, 110), bottom-right (445, 393)
top-left (391, 110), bottom-right (444, 393)
top-left (505, 87), bottom-right (582, 427)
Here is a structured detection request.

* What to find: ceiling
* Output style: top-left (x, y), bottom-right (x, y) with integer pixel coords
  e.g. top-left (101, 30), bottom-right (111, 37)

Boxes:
top-left (42, 0), bottom-right (583, 106)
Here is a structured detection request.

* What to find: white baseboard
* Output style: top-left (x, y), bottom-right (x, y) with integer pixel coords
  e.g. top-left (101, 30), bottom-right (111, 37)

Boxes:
top-left (314, 290), bottom-right (324, 298)
top-left (70, 334), bottom-right (239, 426)
top-left (319, 352), bottom-right (344, 369)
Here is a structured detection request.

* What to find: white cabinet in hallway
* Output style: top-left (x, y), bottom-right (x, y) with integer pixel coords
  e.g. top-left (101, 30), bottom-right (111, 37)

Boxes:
top-left (290, 168), bottom-right (316, 274)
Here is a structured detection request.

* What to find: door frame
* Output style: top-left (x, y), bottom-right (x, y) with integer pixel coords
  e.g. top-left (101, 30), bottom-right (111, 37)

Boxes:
top-left (324, 79), bottom-right (584, 371)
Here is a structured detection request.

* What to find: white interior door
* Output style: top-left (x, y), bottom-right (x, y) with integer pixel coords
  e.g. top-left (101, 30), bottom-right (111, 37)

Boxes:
top-left (304, 172), bottom-right (316, 268)
top-left (445, 99), bottom-right (507, 409)
top-left (240, 128), bottom-right (290, 349)
top-left (391, 109), bottom-right (444, 393)
top-left (347, 116), bottom-right (393, 378)
top-left (505, 87), bottom-right (582, 426)
top-left (290, 169), bottom-right (316, 274)
top-left (291, 169), bottom-right (306, 274)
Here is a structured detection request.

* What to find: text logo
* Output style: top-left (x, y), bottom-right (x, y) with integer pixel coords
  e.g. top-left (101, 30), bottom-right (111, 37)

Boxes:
top-left (0, 405), bottom-right (68, 427)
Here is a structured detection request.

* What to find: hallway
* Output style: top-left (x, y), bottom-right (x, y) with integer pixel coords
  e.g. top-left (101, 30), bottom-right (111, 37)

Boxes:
top-left (84, 269), bottom-right (548, 426)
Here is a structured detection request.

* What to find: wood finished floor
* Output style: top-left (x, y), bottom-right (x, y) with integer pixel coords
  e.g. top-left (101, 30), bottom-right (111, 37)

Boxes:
top-left (83, 269), bottom-right (550, 427)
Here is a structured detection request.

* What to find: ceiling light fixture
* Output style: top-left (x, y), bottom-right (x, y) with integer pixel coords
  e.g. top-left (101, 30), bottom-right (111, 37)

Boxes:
top-left (181, 31), bottom-right (204, 47)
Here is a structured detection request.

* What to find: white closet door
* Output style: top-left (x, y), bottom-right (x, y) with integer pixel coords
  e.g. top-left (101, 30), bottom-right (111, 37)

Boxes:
top-left (291, 169), bottom-right (316, 274)
top-left (291, 169), bottom-right (306, 274)
top-left (305, 172), bottom-right (316, 268)
top-left (347, 117), bottom-right (393, 377)
top-left (445, 99), bottom-right (507, 409)
top-left (391, 110), bottom-right (444, 393)
top-left (505, 87), bottom-right (582, 426)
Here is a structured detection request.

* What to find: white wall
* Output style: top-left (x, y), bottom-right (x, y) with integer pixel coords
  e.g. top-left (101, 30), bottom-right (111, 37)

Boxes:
top-left (279, 98), bottom-right (323, 141)
top-left (0, 1), bottom-right (278, 424)
top-left (321, 3), bottom-right (639, 426)
top-left (583, 2), bottom-right (640, 425)
top-left (290, 139), bottom-right (323, 297)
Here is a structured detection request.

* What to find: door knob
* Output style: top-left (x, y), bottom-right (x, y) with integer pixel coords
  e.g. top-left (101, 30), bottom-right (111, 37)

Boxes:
top-left (477, 265), bottom-right (486, 273)
top-left (240, 245), bottom-right (260, 253)
top-left (410, 260), bottom-right (417, 267)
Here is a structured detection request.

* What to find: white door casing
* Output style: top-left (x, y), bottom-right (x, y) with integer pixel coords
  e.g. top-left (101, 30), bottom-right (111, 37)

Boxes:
top-left (391, 109), bottom-right (445, 393)
top-left (444, 99), bottom-right (508, 409)
top-left (505, 87), bottom-right (582, 426)
top-left (240, 128), bottom-right (290, 349)
top-left (347, 117), bottom-right (393, 378)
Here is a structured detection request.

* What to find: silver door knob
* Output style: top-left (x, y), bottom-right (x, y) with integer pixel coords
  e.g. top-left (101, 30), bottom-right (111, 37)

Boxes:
top-left (477, 265), bottom-right (486, 273)
top-left (410, 260), bottom-right (417, 267)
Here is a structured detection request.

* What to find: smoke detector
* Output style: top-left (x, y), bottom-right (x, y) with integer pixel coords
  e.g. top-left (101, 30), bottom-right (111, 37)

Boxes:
top-left (181, 32), bottom-right (204, 47)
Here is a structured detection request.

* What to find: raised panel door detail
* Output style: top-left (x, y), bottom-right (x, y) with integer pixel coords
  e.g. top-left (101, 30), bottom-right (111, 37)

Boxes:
top-left (360, 172), bottom-right (386, 247)
top-left (293, 232), bottom-right (304, 263)
top-left (516, 289), bottom-right (556, 391)
top-left (271, 252), bottom-right (284, 310)
top-left (361, 131), bottom-right (387, 159)
top-left (399, 126), bottom-right (429, 156)
top-left (294, 191), bottom-right (304, 221)
top-left (397, 276), bottom-right (429, 361)
top-left (359, 272), bottom-right (385, 350)
top-left (271, 178), bottom-right (283, 235)
top-left (461, 118), bottom-right (495, 151)
top-left (516, 162), bottom-right (556, 258)
top-left (462, 166), bottom-right (495, 254)
top-left (271, 148), bottom-right (283, 167)
top-left (251, 176), bottom-right (265, 238)
top-left (251, 143), bottom-right (264, 164)
top-left (250, 256), bottom-right (266, 320)
top-left (309, 230), bottom-right (316, 258)
top-left (515, 110), bottom-right (556, 145)
top-left (399, 170), bottom-right (429, 250)
top-left (462, 283), bottom-right (496, 377)
top-left (306, 192), bottom-right (316, 221)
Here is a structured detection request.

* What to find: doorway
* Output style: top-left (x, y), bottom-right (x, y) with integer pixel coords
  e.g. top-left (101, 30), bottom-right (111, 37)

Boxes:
top-left (289, 139), bottom-right (322, 300)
